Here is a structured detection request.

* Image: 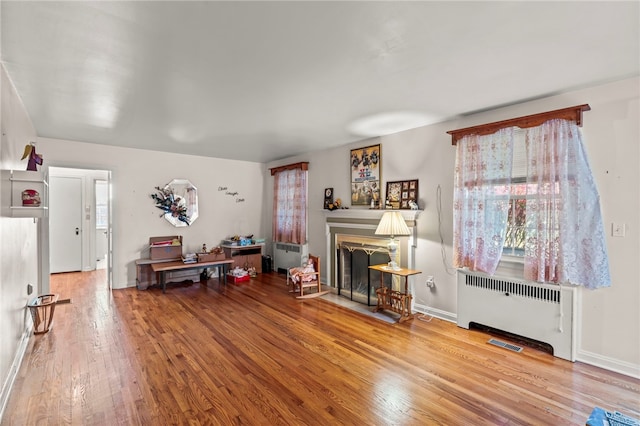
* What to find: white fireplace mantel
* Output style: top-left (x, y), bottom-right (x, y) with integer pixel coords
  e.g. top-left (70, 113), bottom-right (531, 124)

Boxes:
top-left (323, 209), bottom-right (422, 222)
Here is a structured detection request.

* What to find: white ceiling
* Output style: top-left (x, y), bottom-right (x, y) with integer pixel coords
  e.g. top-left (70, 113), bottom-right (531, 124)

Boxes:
top-left (2, 1), bottom-right (638, 163)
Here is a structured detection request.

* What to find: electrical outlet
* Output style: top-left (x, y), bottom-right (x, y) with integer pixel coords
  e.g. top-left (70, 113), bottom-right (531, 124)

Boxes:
top-left (426, 276), bottom-right (435, 288)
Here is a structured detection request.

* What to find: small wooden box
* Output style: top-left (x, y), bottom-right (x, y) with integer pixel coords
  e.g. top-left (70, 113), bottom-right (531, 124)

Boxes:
top-left (149, 236), bottom-right (182, 260)
top-left (197, 252), bottom-right (225, 262)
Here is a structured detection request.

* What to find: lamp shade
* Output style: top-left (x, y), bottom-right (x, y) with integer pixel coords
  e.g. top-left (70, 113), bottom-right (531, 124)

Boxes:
top-left (375, 211), bottom-right (411, 237)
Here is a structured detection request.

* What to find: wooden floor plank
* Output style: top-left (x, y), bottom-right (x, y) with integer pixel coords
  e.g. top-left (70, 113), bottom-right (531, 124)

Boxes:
top-left (3, 270), bottom-right (639, 425)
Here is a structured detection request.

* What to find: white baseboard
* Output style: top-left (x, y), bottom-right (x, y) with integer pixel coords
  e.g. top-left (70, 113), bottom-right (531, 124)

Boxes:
top-left (413, 303), bottom-right (456, 323)
top-left (413, 304), bottom-right (639, 379)
top-left (577, 349), bottom-right (640, 379)
top-left (0, 325), bottom-right (32, 423)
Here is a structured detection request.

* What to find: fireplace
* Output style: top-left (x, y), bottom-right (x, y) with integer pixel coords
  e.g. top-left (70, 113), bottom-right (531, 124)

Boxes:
top-left (338, 239), bottom-right (392, 305)
top-left (324, 210), bottom-right (420, 306)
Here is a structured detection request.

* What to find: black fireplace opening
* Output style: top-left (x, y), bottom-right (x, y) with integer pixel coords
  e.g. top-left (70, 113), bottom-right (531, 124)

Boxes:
top-left (338, 244), bottom-right (392, 306)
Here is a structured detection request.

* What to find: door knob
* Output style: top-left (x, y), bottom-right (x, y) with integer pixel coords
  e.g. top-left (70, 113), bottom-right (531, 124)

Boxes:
top-left (75, 227), bottom-right (79, 235)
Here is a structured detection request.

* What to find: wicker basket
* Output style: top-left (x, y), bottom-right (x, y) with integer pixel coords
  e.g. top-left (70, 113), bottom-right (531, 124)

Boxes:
top-left (28, 294), bottom-right (59, 334)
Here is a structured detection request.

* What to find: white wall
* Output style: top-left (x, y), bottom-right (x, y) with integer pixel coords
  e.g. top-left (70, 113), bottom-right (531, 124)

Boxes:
top-left (266, 77), bottom-right (640, 377)
top-left (0, 65), bottom-right (39, 415)
top-left (37, 137), bottom-right (267, 289)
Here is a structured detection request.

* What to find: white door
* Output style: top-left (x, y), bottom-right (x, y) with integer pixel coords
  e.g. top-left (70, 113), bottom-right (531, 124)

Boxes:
top-left (50, 176), bottom-right (83, 273)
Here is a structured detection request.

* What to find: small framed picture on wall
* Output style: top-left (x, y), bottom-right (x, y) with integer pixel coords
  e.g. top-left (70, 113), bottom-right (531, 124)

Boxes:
top-left (385, 179), bottom-right (419, 209)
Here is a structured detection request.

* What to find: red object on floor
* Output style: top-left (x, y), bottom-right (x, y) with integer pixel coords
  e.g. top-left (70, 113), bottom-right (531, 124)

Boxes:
top-left (226, 274), bottom-right (250, 285)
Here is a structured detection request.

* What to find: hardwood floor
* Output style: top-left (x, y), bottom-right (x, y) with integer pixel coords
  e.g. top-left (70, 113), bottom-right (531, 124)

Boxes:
top-left (3, 271), bottom-right (639, 425)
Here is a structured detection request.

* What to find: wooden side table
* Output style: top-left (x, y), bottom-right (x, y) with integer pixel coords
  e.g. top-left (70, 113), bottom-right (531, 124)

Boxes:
top-left (369, 264), bottom-right (422, 323)
top-left (221, 244), bottom-right (263, 273)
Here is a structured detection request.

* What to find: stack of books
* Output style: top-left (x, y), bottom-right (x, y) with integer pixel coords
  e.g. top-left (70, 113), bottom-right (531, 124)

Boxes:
top-left (182, 253), bottom-right (197, 264)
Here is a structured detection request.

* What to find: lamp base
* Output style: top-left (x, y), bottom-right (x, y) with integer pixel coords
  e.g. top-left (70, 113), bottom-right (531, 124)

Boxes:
top-left (387, 261), bottom-right (401, 271)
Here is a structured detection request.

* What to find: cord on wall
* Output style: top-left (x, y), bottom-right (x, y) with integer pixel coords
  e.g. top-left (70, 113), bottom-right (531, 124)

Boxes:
top-left (417, 312), bottom-right (433, 322)
top-left (437, 184), bottom-right (456, 276)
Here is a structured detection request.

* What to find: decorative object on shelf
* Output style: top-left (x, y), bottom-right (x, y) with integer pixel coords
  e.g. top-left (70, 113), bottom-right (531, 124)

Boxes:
top-left (22, 189), bottom-right (41, 207)
top-left (350, 143), bottom-right (381, 206)
top-left (327, 197), bottom-right (345, 211)
top-left (150, 179), bottom-right (198, 227)
top-left (2, 169), bottom-right (48, 217)
top-left (225, 234), bottom-right (254, 246)
top-left (182, 253), bottom-right (198, 264)
top-left (323, 187), bottom-right (333, 209)
top-left (375, 211), bottom-right (411, 270)
top-left (196, 248), bottom-right (225, 262)
top-left (21, 142), bottom-right (43, 171)
top-left (385, 179), bottom-right (418, 209)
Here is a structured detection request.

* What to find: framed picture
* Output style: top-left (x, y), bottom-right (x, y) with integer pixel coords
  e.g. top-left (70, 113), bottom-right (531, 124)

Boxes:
top-left (323, 187), bottom-right (334, 209)
top-left (385, 179), bottom-right (419, 209)
top-left (350, 144), bottom-right (381, 206)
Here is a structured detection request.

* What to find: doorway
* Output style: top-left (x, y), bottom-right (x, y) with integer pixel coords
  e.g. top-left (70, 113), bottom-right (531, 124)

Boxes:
top-left (49, 175), bottom-right (83, 273)
top-left (95, 180), bottom-right (108, 270)
top-left (47, 167), bottom-right (112, 288)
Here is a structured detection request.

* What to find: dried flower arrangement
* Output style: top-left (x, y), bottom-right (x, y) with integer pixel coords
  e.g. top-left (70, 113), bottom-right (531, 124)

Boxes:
top-left (150, 186), bottom-right (191, 225)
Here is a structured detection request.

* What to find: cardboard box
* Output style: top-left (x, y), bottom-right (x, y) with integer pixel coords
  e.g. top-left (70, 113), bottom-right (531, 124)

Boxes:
top-left (197, 252), bottom-right (226, 262)
top-left (149, 236), bottom-right (182, 260)
top-left (227, 274), bottom-right (250, 285)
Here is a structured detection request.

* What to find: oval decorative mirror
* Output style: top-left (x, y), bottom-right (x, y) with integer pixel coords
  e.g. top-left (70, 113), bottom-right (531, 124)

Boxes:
top-left (151, 179), bottom-right (198, 227)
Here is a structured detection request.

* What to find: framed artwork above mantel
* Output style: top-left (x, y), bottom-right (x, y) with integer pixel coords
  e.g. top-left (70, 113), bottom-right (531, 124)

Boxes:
top-left (385, 179), bottom-right (418, 209)
top-left (350, 144), bottom-right (381, 207)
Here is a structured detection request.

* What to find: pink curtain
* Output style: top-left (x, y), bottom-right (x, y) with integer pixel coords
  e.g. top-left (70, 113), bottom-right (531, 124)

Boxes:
top-left (272, 168), bottom-right (307, 244)
top-left (524, 119), bottom-right (610, 288)
top-left (453, 128), bottom-right (514, 275)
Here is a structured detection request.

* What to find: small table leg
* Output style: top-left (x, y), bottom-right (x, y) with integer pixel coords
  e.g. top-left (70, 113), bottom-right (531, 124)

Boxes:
top-left (161, 271), bottom-right (166, 293)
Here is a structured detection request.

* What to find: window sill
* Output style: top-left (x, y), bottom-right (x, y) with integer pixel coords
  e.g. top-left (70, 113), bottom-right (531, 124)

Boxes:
top-left (500, 254), bottom-right (524, 264)
top-left (496, 255), bottom-right (525, 279)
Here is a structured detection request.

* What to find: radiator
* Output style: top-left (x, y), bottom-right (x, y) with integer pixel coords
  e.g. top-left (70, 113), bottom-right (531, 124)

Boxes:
top-left (457, 270), bottom-right (576, 361)
top-left (273, 243), bottom-right (308, 273)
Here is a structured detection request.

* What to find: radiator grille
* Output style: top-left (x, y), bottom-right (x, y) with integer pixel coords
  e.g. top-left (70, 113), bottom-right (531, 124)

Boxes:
top-left (464, 274), bottom-right (560, 304)
top-left (275, 243), bottom-right (301, 253)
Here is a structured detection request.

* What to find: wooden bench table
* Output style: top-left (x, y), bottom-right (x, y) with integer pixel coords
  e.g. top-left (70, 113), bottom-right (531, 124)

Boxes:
top-left (151, 259), bottom-right (235, 293)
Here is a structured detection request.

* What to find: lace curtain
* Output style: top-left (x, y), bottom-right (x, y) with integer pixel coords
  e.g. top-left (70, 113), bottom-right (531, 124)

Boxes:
top-left (453, 128), bottom-right (514, 275)
top-left (272, 168), bottom-right (307, 244)
top-left (523, 119), bottom-right (610, 288)
top-left (453, 119), bottom-right (611, 289)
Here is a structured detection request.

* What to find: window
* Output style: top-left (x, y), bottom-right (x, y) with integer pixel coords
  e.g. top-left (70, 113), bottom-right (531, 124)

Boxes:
top-left (502, 131), bottom-right (530, 258)
top-left (450, 105), bottom-right (610, 289)
top-left (270, 162), bottom-right (308, 245)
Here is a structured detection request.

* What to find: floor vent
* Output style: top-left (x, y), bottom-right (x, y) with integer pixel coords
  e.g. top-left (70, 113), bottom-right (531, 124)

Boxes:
top-left (488, 338), bottom-right (523, 353)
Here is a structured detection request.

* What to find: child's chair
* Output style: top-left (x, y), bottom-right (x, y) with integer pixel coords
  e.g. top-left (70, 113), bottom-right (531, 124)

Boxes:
top-left (287, 255), bottom-right (328, 299)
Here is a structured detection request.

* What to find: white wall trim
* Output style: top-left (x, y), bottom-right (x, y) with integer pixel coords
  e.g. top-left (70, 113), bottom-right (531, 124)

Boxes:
top-left (0, 326), bottom-right (31, 423)
top-left (413, 303), bottom-right (456, 324)
top-left (577, 349), bottom-right (640, 379)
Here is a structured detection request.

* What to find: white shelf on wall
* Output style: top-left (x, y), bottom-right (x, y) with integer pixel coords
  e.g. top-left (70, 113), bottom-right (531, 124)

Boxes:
top-left (2, 169), bottom-right (49, 218)
top-left (322, 208), bottom-right (421, 222)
